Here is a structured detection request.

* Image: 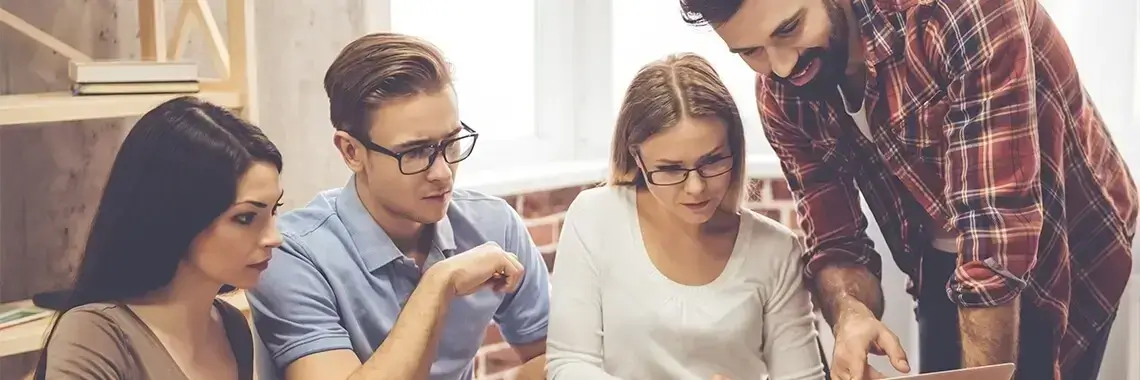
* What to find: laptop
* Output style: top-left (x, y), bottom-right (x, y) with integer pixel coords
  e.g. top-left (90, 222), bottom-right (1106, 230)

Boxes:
top-left (885, 363), bottom-right (1017, 380)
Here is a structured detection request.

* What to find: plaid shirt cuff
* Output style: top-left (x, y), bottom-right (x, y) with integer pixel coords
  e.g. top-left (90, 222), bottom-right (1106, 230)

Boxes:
top-left (803, 246), bottom-right (884, 283)
top-left (947, 257), bottom-right (1028, 307)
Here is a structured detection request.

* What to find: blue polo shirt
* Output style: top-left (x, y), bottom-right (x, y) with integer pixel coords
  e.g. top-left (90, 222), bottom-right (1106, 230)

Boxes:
top-left (247, 177), bottom-right (550, 380)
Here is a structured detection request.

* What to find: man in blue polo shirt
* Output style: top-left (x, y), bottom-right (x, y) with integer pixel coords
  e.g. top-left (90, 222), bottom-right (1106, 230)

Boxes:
top-left (247, 32), bottom-right (550, 380)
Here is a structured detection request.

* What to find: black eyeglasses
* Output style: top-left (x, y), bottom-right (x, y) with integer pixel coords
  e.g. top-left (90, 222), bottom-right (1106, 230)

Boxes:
top-left (633, 150), bottom-right (734, 186)
top-left (354, 122), bottom-right (479, 175)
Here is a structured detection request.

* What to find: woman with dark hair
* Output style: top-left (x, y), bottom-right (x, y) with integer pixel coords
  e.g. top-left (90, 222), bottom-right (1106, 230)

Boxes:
top-left (34, 96), bottom-right (284, 380)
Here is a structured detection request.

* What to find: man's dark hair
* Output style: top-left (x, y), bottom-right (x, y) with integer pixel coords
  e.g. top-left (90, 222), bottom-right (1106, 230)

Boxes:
top-left (679, 0), bottom-right (745, 26)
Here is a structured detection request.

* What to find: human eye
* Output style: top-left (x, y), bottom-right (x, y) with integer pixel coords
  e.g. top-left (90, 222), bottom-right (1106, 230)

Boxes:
top-left (404, 146), bottom-right (435, 159)
top-left (233, 212), bottom-right (256, 225)
top-left (774, 18), bottom-right (800, 37)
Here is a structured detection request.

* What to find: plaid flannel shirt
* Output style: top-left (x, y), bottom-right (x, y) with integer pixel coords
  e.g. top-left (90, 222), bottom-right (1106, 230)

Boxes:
top-left (757, 0), bottom-right (1137, 373)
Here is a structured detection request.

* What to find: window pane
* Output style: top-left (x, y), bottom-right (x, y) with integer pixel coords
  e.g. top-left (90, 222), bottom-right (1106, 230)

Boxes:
top-left (611, 0), bottom-right (771, 156)
top-left (390, 1), bottom-right (536, 140)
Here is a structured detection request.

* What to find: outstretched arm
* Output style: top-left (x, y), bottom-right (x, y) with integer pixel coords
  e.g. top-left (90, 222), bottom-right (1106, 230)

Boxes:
top-left (930, 0), bottom-right (1043, 366)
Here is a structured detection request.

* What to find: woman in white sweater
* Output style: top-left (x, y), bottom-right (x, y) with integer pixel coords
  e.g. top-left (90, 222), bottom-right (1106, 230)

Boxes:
top-left (545, 53), bottom-right (826, 380)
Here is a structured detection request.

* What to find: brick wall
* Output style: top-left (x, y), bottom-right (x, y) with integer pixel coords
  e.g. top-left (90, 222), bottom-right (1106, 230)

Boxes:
top-left (471, 176), bottom-right (797, 379)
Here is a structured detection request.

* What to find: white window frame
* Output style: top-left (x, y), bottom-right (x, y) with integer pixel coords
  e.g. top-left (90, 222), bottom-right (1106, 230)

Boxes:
top-left (364, 0), bottom-right (1140, 199)
top-left (362, 0), bottom-right (576, 175)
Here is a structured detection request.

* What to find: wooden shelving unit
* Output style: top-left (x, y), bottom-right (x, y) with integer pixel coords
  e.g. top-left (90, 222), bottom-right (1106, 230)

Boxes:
top-left (0, 290), bottom-right (251, 358)
top-left (0, 0), bottom-right (260, 366)
top-left (0, 90), bottom-right (244, 126)
top-left (0, 0), bottom-right (259, 126)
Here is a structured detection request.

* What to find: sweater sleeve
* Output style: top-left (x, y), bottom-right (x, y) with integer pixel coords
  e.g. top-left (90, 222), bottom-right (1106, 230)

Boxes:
top-left (761, 235), bottom-right (827, 380)
top-left (545, 203), bottom-right (623, 380)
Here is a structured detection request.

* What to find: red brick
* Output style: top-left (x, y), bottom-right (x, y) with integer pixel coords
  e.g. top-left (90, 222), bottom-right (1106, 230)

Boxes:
top-left (542, 252), bottom-right (557, 272)
top-left (769, 179), bottom-right (792, 200)
top-left (482, 346), bottom-right (523, 375)
top-left (526, 221), bottom-right (557, 247)
top-left (747, 178), bottom-right (765, 201)
top-left (752, 207), bottom-right (782, 222)
top-left (786, 213), bottom-right (803, 232)
top-left (502, 195), bottom-right (521, 211)
top-left (520, 186), bottom-right (585, 218)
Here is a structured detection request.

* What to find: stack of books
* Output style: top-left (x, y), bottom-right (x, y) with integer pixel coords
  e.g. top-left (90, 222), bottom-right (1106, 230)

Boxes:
top-left (69, 60), bottom-right (200, 96)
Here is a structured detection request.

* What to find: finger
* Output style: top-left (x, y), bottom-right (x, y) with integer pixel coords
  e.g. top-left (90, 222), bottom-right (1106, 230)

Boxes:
top-left (829, 363), bottom-right (852, 380)
top-left (864, 365), bottom-right (887, 379)
top-left (835, 343), bottom-right (870, 380)
top-left (498, 253), bottom-right (525, 292)
top-left (867, 340), bottom-right (886, 356)
top-left (831, 348), bottom-right (864, 380)
top-left (875, 328), bottom-right (910, 373)
top-left (504, 251), bottom-right (524, 272)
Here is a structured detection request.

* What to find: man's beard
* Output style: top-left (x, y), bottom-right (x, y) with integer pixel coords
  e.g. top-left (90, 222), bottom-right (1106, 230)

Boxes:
top-left (770, 0), bottom-right (850, 99)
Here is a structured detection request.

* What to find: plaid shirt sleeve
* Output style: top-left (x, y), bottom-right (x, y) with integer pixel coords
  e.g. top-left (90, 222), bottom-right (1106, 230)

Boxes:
top-left (756, 81), bottom-right (883, 283)
top-left (932, 0), bottom-right (1041, 307)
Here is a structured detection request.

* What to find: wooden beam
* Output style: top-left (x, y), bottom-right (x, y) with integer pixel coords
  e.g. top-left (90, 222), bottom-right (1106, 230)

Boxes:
top-left (0, 7), bottom-right (92, 62)
top-left (190, 0), bottom-right (231, 80)
top-left (137, 0), bottom-right (167, 61)
top-left (167, 1), bottom-right (197, 61)
top-left (226, 0), bottom-right (259, 123)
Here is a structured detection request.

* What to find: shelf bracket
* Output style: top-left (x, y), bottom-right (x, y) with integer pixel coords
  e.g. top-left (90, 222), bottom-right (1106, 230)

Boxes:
top-left (0, 7), bottom-right (92, 63)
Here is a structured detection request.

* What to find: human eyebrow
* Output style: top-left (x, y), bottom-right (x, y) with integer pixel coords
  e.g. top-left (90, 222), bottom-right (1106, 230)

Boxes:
top-left (771, 8), bottom-right (805, 37)
top-left (700, 145), bottom-right (730, 160)
top-left (236, 191), bottom-right (285, 208)
top-left (727, 8), bottom-right (805, 54)
top-left (729, 45), bottom-right (761, 55)
top-left (391, 126), bottom-right (464, 151)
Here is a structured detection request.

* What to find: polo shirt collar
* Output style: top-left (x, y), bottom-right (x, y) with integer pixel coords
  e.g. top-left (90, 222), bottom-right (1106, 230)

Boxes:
top-left (335, 175), bottom-right (458, 273)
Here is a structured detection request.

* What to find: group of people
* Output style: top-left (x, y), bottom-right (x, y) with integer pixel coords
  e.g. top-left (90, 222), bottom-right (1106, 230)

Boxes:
top-left (31, 0), bottom-right (1135, 379)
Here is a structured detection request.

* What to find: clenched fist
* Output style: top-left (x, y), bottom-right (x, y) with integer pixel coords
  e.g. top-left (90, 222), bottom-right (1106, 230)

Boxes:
top-left (430, 242), bottom-right (525, 296)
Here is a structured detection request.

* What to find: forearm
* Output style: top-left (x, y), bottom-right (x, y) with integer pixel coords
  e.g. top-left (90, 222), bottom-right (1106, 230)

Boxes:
top-left (514, 354), bottom-right (547, 380)
top-left (959, 295), bottom-right (1020, 367)
top-left (813, 263), bottom-right (884, 326)
top-left (350, 269), bottom-right (453, 380)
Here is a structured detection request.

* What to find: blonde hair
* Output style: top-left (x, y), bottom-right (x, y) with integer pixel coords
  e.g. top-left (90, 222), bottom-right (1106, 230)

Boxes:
top-left (606, 53), bottom-right (748, 211)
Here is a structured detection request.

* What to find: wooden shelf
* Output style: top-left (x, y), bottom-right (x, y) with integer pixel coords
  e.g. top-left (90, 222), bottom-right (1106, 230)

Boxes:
top-left (0, 91), bottom-right (243, 127)
top-left (0, 290), bottom-right (250, 357)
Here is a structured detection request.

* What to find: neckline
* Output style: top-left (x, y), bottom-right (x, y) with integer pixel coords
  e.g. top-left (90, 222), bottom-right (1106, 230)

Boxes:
top-left (836, 84), bottom-right (865, 115)
top-left (119, 298), bottom-right (247, 380)
top-left (621, 187), bottom-right (748, 290)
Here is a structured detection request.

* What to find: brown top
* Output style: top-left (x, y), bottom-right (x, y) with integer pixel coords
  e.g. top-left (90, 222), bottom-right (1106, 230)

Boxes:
top-left (41, 299), bottom-right (253, 380)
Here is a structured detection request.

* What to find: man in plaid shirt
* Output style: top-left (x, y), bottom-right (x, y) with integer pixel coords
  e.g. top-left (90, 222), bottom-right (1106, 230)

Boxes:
top-left (680, 0), bottom-right (1137, 379)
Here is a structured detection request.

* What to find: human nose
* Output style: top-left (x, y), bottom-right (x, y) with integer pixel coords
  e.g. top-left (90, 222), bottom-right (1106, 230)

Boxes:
top-left (262, 219), bottom-right (283, 249)
top-left (768, 47), bottom-right (799, 78)
top-left (424, 152), bottom-right (453, 181)
top-left (683, 171), bottom-right (706, 195)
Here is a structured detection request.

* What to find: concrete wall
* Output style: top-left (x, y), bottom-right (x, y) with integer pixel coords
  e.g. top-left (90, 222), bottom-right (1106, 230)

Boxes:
top-left (0, 1), bottom-right (380, 377)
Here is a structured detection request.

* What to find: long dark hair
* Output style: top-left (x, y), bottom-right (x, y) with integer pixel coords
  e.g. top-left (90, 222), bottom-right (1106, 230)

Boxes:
top-left (34, 96), bottom-right (283, 378)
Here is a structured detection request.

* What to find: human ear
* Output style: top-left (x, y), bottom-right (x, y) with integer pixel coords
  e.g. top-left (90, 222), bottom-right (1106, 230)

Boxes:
top-left (333, 130), bottom-right (366, 173)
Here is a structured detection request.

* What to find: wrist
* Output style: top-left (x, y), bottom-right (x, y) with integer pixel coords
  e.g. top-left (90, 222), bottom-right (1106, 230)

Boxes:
top-left (423, 264), bottom-right (457, 299)
top-left (834, 297), bottom-right (875, 330)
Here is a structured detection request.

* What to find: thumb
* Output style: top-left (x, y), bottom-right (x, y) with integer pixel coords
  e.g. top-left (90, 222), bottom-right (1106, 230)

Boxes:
top-left (875, 328), bottom-right (911, 373)
top-left (710, 375), bottom-right (731, 380)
